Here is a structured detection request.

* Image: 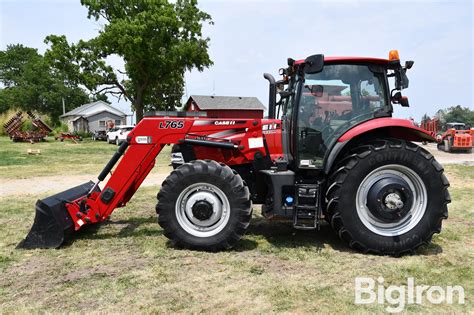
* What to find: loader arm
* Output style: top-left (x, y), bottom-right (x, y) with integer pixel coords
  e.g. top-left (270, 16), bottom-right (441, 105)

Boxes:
top-left (65, 116), bottom-right (265, 231)
top-left (18, 115), bottom-right (266, 249)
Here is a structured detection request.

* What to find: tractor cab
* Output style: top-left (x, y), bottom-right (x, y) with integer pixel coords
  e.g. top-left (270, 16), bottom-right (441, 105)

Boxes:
top-left (446, 122), bottom-right (466, 131)
top-left (267, 51), bottom-right (413, 171)
top-left (291, 61), bottom-right (390, 169)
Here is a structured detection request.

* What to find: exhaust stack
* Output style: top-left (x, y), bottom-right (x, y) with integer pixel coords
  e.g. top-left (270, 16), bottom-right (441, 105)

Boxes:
top-left (263, 73), bottom-right (276, 119)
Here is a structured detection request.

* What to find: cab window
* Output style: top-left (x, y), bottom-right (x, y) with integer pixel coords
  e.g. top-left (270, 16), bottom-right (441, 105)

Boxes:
top-left (296, 64), bottom-right (387, 168)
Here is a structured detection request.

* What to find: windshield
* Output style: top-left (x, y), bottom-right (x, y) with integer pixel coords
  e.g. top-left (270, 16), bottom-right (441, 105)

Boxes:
top-left (447, 124), bottom-right (465, 130)
top-left (296, 64), bottom-right (388, 168)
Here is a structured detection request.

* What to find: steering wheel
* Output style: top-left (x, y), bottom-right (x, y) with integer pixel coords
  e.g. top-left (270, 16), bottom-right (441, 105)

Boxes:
top-left (321, 112), bottom-right (375, 142)
top-left (331, 112), bottom-right (374, 136)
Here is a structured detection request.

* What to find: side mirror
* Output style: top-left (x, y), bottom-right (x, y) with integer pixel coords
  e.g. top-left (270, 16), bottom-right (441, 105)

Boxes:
top-left (405, 60), bottom-right (414, 69)
top-left (391, 91), bottom-right (410, 107)
top-left (304, 54), bottom-right (324, 74)
top-left (400, 96), bottom-right (409, 107)
top-left (279, 90), bottom-right (294, 99)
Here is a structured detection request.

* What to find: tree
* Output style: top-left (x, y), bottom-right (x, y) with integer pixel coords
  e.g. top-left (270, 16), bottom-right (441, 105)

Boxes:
top-left (45, 0), bottom-right (213, 122)
top-left (0, 44), bottom-right (91, 122)
top-left (421, 113), bottom-right (430, 123)
top-left (443, 106), bottom-right (474, 128)
top-left (434, 109), bottom-right (446, 125)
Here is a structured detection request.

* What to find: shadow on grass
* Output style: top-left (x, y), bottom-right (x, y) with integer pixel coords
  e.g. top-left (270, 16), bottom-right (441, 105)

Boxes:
top-left (246, 216), bottom-right (348, 254)
top-left (65, 216), bottom-right (162, 245)
top-left (245, 216), bottom-right (444, 256)
top-left (63, 214), bottom-right (443, 256)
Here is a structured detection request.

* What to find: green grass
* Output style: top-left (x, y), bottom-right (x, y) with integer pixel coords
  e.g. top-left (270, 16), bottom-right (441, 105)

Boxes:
top-left (0, 184), bottom-right (472, 313)
top-left (0, 136), bottom-right (172, 178)
top-left (0, 136), bottom-right (472, 313)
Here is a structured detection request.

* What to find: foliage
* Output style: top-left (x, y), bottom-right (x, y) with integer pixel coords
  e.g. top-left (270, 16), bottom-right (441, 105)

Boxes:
top-left (51, 121), bottom-right (69, 136)
top-left (421, 113), bottom-right (430, 123)
top-left (421, 106), bottom-right (473, 129)
top-left (442, 105), bottom-right (474, 128)
top-left (45, 0), bottom-right (213, 122)
top-left (0, 44), bottom-right (93, 123)
top-left (73, 130), bottom-right (92, 138)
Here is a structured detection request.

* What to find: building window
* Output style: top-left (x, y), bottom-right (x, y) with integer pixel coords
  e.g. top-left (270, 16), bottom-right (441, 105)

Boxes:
top-left (99, 120), bottom-right (106, 127)
top-left (115, 119), bottom-right (121, 126)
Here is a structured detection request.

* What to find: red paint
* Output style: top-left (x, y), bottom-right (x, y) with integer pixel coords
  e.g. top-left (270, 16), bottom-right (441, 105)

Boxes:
top-left (63, 116), bottom-right (433, 232)
top-left (65, 116), bottom-right (267, 230)
top-left (338, 118), bottom-right (435, 142)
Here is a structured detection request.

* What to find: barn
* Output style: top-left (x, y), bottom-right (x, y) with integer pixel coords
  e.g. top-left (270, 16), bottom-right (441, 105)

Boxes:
top-left (185, 95), bottom-right (265, 119)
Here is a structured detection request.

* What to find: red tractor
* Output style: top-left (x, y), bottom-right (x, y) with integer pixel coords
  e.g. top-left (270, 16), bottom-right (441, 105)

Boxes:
top-left (19, 51), bottom-right (450, 255)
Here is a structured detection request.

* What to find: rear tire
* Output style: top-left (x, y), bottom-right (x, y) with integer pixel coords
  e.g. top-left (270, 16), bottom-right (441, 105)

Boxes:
top-left (326, 139), bottom-right (450, 255)
top-left (156, 160), bottom-right (252, 251)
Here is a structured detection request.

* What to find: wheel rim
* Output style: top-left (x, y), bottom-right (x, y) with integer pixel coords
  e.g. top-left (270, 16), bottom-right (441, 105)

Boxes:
top-left (175, 183), bottom-right (230, 237)
top-left (356, 164), bottom-right (427, 237)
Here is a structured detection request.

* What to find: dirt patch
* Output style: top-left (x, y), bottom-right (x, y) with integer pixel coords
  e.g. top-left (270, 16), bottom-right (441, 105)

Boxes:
top-left (421, 142), bottom-right (474, 165)
top-left (0, 172), bottom-right (169, 197)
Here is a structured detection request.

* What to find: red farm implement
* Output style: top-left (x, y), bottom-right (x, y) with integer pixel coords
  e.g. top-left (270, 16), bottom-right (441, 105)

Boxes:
top-left (55, 133), bottom-right (83, 143)
top-left (3, 111), bottom-right (52, 142)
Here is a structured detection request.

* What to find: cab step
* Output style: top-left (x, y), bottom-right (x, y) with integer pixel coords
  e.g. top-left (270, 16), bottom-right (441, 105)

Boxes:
top-left (293, 183), bottom-right (321, 230)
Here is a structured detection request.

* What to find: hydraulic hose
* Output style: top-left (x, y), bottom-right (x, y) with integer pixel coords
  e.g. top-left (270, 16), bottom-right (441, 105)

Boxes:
top-left (98, 140), bottom-right (130, 181)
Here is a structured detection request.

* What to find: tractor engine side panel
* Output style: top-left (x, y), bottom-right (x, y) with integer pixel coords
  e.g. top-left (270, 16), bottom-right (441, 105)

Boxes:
top-left (262, 119), bottom-right (284, 161)
top-left (182, 118), bottom-right (284, 166)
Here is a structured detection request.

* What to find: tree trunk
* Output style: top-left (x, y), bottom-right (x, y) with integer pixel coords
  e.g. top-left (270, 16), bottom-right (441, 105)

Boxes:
top-left (134, 93), bottom-right (144, 123)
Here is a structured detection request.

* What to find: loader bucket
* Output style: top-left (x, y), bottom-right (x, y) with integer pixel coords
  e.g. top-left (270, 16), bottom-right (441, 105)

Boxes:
top-left (18, 181), bottom-right (99, 249)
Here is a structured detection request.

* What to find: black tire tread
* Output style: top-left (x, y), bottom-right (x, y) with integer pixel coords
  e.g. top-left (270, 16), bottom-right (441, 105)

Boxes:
top-left (156, 160), bottom-right (252, 251)
top-left (326, 139), bottom-right (450, 256)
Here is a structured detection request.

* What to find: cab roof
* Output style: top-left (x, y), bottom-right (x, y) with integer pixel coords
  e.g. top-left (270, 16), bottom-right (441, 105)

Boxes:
top-left (295, 56), bottom-right (390, 65)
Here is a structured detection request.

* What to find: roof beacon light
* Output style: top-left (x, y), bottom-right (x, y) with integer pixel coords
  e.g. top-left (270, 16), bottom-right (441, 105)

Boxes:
top-left (389, 50), bottom-right (400, 61)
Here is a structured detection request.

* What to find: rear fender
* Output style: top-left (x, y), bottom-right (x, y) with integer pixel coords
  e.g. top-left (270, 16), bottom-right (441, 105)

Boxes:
top-left (324, 118), bottom-right (435, 173)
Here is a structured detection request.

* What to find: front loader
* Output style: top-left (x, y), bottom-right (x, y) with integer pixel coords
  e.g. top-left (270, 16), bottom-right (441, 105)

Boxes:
top-left (19, 50), bottom-right (450, 255)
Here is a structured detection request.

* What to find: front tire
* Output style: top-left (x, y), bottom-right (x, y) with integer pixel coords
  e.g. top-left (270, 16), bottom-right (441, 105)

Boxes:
top-left (326, 139), bottom-right (450, 255)
top-left (157, 160), bottom-right (252, 251)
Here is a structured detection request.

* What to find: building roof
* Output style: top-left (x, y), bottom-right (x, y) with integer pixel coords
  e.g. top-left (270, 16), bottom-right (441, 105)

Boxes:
top-left (60, 101), bottom-right (127, 118)
top-left (188, 95), bottom-right (265, 111)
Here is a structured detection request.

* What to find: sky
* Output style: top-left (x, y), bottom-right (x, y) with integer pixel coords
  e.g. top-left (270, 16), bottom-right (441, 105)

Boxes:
top-left (1, 0), bottom-right (473, 123)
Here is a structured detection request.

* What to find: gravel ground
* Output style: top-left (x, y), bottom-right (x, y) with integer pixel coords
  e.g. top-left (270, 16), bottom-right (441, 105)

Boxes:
top-left (419, 142), bottom-right (474, 165)
top-left (0, 172), bottom-right (168, 197)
